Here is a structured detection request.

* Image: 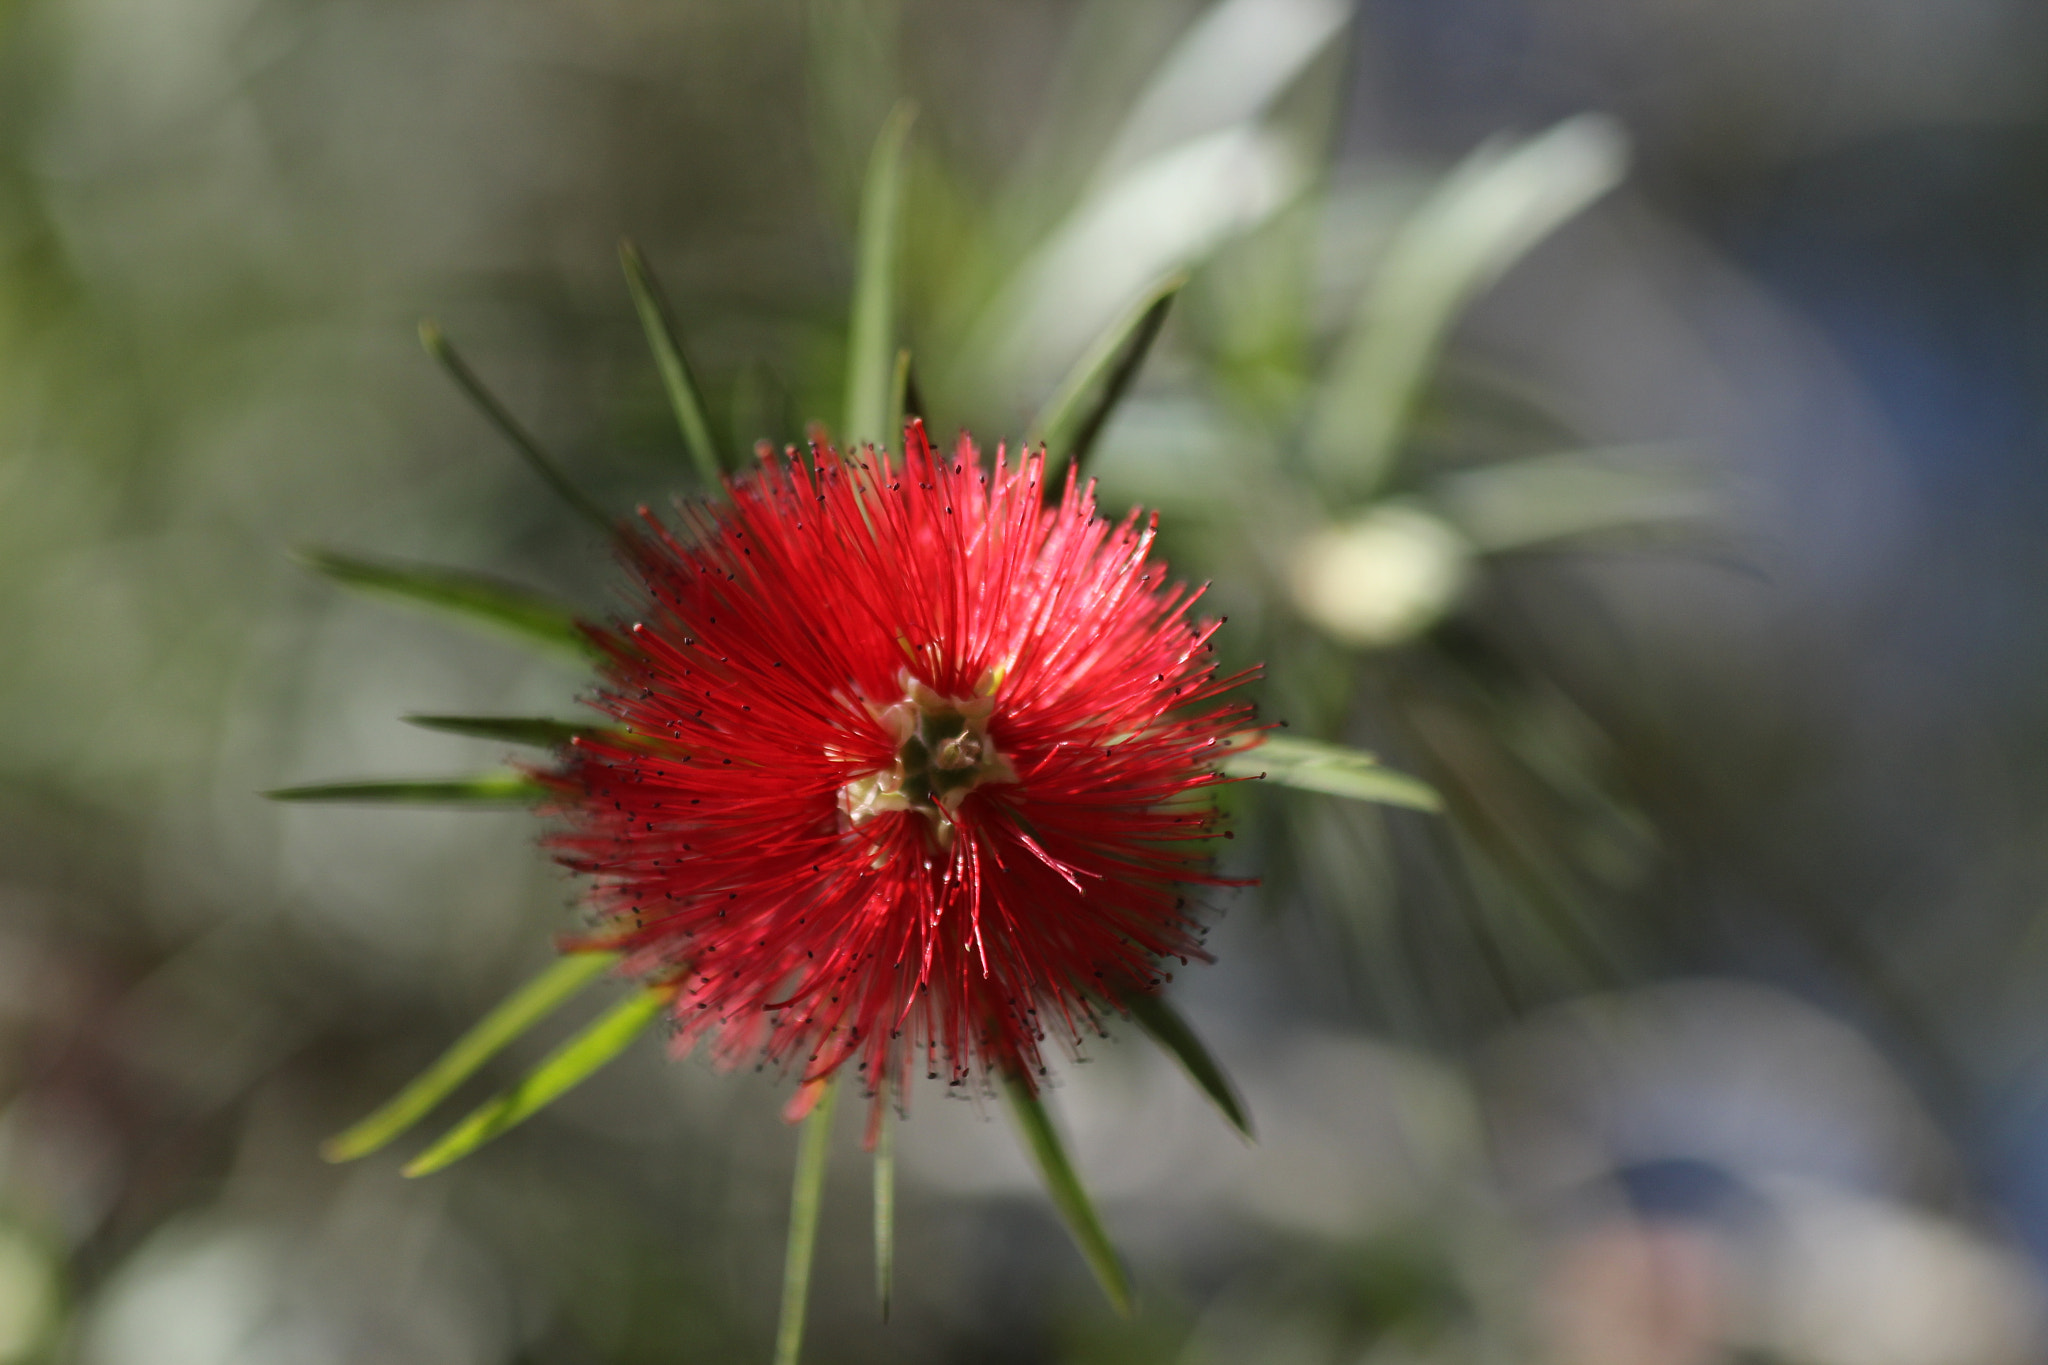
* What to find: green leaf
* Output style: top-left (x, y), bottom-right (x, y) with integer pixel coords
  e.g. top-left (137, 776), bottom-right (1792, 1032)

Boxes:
top-left (774, 1076), bottom-right (840, 1365)
top-left (1121, 990), bottom-right (1253, 1139)
top-left (873, 1111), bottom-right (895, 1321)
top-left (264, 771), bottom-right (548, 805)
top-left (999, 1073), bottom-right (1133, 1316)
top-left (967, 126), bottom-right (1305, 401)
top-left (403, 714), bottom-right (610, 749)
top-left (419, 318), bottom-right (617, 536)
top-left (843, 102), bottom-right (915, 446)
top-left (1306, 114), bottom-right (1628, 495)
top-left (1026, 273), bottom-right (1183, 475)
top-left (298, 548), bottom-right (600, 661)
top-left (886, 347), bottom-right (913, 449)
top-left (1431, 445), bottom-right (1719, 553)
top-left (323, 951), bottom-right (621, 1162)
top-left (1094, 0), bottom-right (1350, 181)
top-left (1221, 735), bottom-right (1442, 812)
top-left (403, 985), bottom-right (670, 1177)
top-left (619, 238), bottom-right (725, 486)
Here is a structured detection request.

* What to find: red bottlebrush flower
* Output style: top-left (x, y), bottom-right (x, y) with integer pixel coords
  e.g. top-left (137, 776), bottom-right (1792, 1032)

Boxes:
top-left (547, 420), bottom-right (1254, 1122)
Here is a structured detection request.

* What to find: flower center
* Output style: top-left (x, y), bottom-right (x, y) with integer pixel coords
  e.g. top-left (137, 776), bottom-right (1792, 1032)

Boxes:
top-left (838, 676), bottom-right (1017, 847)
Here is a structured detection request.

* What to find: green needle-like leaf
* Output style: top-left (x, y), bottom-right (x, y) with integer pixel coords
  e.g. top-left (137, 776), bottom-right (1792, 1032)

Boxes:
top-left (885, 347), bottom-right (912, 449)
top-left (403, 714), bottom-right (609, 749)
top-left (1121, 990), bottom-right (1253, 1139)
top-left (1306, 114), bottom-right (1628, 496)
top-left (403, 984), bottom-right (671, 1177)
top-left (619, 238), bottom-right (725, 485)
top-left (874, 1111), bottom-right (895, 1321)
top-left (843, 102), bottom-right (915, 446)
top-left (1000, 1073), bottom-right (1133, 1316)
top-left (323, 951), bottom-right (621, 1163)
top-left (420, 318), bottom-right (618, 536)
top-left (774, 1077), bottom-right (840, 1365)
top-left (1221, 735), bottom-right (1442, 812)
top-left (1027, 272), bottom-right (1183, 474)
top-left (264, 771), bottom-right (548, 805)
top-left (298, 548), bottom-right (600, 661)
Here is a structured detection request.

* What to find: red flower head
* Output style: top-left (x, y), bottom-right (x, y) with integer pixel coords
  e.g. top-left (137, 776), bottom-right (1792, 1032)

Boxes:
top-left (548, 420), bottom-right (1255, 1125)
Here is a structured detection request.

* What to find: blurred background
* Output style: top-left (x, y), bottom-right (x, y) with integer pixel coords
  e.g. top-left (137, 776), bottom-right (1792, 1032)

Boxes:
top-left (5, 0), bottom-right (2048, 1360)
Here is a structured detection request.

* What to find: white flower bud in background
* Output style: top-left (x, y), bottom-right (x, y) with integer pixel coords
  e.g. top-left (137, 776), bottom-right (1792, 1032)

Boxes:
top-left (1289, 503), bottom-right (1473, 648)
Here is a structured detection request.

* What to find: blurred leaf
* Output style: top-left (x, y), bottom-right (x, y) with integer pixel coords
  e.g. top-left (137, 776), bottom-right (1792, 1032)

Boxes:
top-left (1027, 273), bottom-right (1183, 473)
top-left (264, 771), bottom-right (548, 804)
top-left (1000, 1073), bottom-right (1133, 1316)
top-left (873, 1112), bottom-right (895, 1321)
top-left (845, 102), bottom-right (915, 447)
top-left (1431, 446), bottom-right (1719, 553)
top-left (1096, 0), bottom-right (1348, 180)
top-left (774, 1076), bottom-right (840, 1365)
top-left (887, 347), bottom-right (915, 446)
top-left (403, 985), bottom-right (671, 1177)
top-left (620, 238), bottom-right (725, 485)
top-left (419, 319), bottom-right (617, 535)
top-left (403, 714), bottom-right (609, 748)
top-left (1306, 115), bottom-right (1629, 495)
top-left (1223, 735), bottom-right (1442, 812)
top-left (298, 548), bottom-right (599, 661)
top-left (323, 951), bottom-right (621, 1162)
top-left (1121, 989), bottom-right (1253, 1139)
top-left (973, 125), bottom-right (1306, 398)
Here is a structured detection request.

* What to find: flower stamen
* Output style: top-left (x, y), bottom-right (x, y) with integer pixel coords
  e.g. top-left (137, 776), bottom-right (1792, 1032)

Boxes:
top-left (840, 675), bottom-right (1018, 846)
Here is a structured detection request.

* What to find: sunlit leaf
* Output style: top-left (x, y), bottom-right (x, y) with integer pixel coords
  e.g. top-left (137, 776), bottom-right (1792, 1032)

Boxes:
top-left (1027, 273), bottom-right (1183, 473)
top-left (1307, 115), bottom-right (1629, 495)
top-left (323, 951), bottom-right (621, 1162)
top-left (403, 984), bottom-right (671, 1177)
top-left (973, 125), bottom-right (1306, 398)
top-left (999, 1073), bottom-right (1133, 1316)
top-left (1221, 735), bottom-right (1442, 812)
top-left (297, 548), bottom-right (600, 661)
top-left (774, 1076), bottom-right (840, 1365)
top-left (844, 103), bottom-right (915, 447)
top-left (1121, 989), bottom-right (1253, 1139)
top-left (620, 238), bottom-right (725, 486)
top-left (873, 1112), bottom-right (895, 1321)
top-left (264, 771), bottom-right (548, 805)
top-left (1096, 0), bottom-right (1348, 180)
top-left (419, 319), bottom-right (617, 535)
top-left (403, 714), bottom-right (609, 749)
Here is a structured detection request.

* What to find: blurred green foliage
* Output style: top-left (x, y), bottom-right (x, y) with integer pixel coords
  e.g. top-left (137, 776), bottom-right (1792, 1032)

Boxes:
top-left (1, 0), bottom-right (2042, 1363)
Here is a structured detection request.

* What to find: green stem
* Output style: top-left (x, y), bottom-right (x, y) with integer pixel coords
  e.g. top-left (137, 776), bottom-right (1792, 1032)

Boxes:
top-left (774, 1078), bottom-right (840, 1365)
top-left (873, 1109), bottom-right (895, 1320)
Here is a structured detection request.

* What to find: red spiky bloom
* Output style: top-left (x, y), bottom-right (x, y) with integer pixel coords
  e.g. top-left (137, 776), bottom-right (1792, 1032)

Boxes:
top-left (547, 421), bottom-right (1255, 1122)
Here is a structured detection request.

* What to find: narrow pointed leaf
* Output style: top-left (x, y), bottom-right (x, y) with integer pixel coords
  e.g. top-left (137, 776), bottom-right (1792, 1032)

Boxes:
top-left (1000, 1073), bottom-right (1133, 1316)
top-left (420, 318), bottom-right (617, 535)
top-left (403, 985), bottom-right (670, 1177)
top-left (619, 239), bottom-right (725, 485)
top-left (885, 347), bottom-right (912, 449)
top-left (404, 714), bottom-right (611, 748)
top-left (264, 771), bottom-right (548, 805)
top-left (1221, 735), bottom-right (1441, 812)
top-left (323, 951), bottom-right (620, 1162)
top-left (1027, 272), bottom-right (1183, 472)
top-left (873, 1111), bottom-right (895, 1321)
top-left (1306, 114), bottom-right (1628, 495)
top-left (298, 548), bottom-right (600, 661)
top-left (1121, 990), bottom-right (1253, 1139)
top-left (1432, 445), bottom-right (1720, 553)
top-left (843, 102), bottom-right (915, 446)
top-left (774, 1076), bottom-right (840, 1365)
